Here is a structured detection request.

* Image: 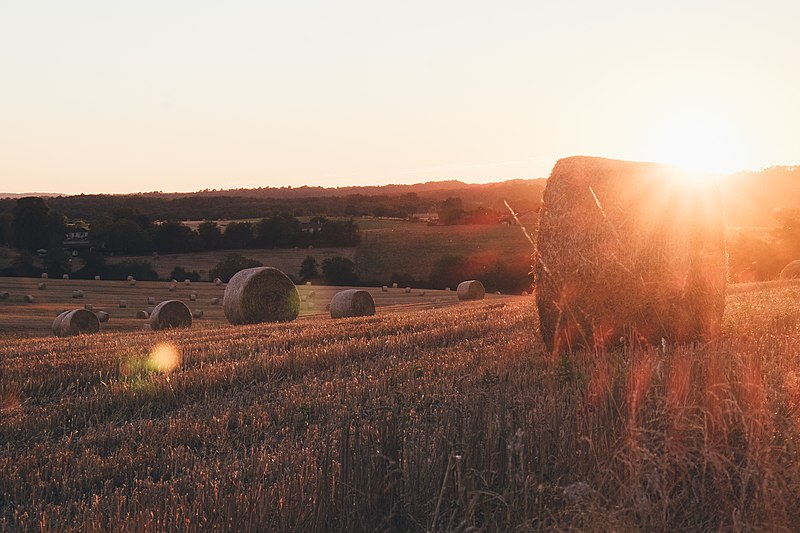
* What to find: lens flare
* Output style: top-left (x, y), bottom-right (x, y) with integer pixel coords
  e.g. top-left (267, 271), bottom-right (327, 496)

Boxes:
top-left (148, 342), bottom-right (181, 373)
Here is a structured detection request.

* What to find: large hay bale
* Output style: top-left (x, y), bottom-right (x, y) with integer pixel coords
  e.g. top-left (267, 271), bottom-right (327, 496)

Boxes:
top-left (150, 300), bottom-right (192, 331)
top-left (329, 289), bottom-right (376, 319)
top-left (392, 283), bottom-right (398, 289)
top-left (223, 267), bottom-right (300, 324)
top-left (405, 287), bottom-right (412, 293)
top-left (23, 294), bottom-right (34, 303)
top-left (780, 260), bottom-right (800, 280)
top-left (535, 156), bottom-right (726, 353)
top-left (97, 311), bottom-right (110, 323)
top-left (38, 282), bottom-right (46, 290)
top-left (53, 309), bottom-right (100, 337)
top-left (457, 280), bottom-right (485, 301)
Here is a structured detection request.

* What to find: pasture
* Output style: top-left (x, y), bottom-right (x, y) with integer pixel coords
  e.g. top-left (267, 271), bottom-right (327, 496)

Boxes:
top-left (0, 276), bottom-right (503, 338)
top-left (2, 282), bottom-right (800, 530)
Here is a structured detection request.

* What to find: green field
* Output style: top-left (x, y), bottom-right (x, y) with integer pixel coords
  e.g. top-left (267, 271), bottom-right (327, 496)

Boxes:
top-left (355, 218), bottom-right (535, 283)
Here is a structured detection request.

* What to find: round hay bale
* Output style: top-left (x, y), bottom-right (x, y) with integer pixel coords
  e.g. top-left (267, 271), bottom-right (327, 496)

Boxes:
top-left (146, 306), bottom-right (154, 314)
top-left (457, 280), bottom-right (485, 301)
top-left (150, 300), bottom-right (192, 331)
top-left (211, 297), bottom-right (220, 305)
top-left (119, 300), bottom-right (127, 308)
top-left (405, 287), bottom-right (412, 293)
top-left (192, 309), bottom-right (204, 319)
top-left (97, 311), bottom-right (110, 323)
top-left (84, 303), bottom-right (93, 311)
top-left (147, 297), bottom-right (156, 305)
top-left (127, 275), bottom-right (134, 282)
top-left (392, 283), bottom-right (398, 289)
top-left (780, 260), bottom-right (800, 280)
top-left (23, 294), bottom-right (34, 303)
top-left (62, 274), bottom-right (69, 280)
top-left (223, 267), bottom-right (300, 324)
top-left (129, 279), bottom-right (137, 286)
top-left (184, 279), bottom-right (191, 286)
top-left (169, 284), bottom-right (176, 292)
top-left (306, 281), bottom-right (312, 286)
top-left (330, 289), bottom-right (375, 319)
top-left (189, 293), bottom-right (197, 301)
top-left (0, 291), bottom-right (9, 300)
top-left (535, 156), bottom-right (726, 353)
top-left (381, 286), bottom-right (388, 292)
top-left (94, 275), bottom-right (101, 281)
top-left (445, 287), bottom-right (451, 291)
top-left (72, 290), bottom-right (84, 298)
top-left (136, 310), bottom-right (149, 319)
top-left (418, 291), bottom-right (426, 296)
top-left (38, 282), bottom-right (46, 290)
top-left (301, 295), bottom-right (307, 302)
top-left (495, 291), bottom-right (501, 295)
top-left (308, 290), bottom-right (316, 298)
top-left (214, 278), bottom-right (223, 286)
top-left (52, 310), bottom-right (70, 335)
top-left (54, 309), bottom-right (100, 337)
top-left (41, 273), bottom-right (48, 279)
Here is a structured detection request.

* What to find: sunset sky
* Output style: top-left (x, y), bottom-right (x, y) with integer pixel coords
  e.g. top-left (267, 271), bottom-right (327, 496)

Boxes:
top-left (1, 1), bottom-right (799, 194)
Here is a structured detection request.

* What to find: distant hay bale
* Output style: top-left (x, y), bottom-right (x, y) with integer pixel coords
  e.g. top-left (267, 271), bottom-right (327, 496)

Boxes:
top-left (150, 300), bottom-right (192, 331)
top-left (184, 279), bottom-right (191, 286)
top-left (392, 283), bottom-right (398, 289)
top-left (146, 306), bottom-right (154, 314)
top-left (457, 280), bottom-right (485, 301)
top-left (135, 310), bottom-right (149, 319)
top-left (55, 309), bottom-right (66, 316)
top-left (129, 279), bottom-right (137, 286)
top-left (223, 267), bottom-right (300, 324)
top-left (780, 260), bottom-right (800, 280)
top-left (62, 274), bottom-right (69, 280)
top-left (94, 275), bottom-right (101, 281)
top-left (405, 287), bottom-right (412, 293)
top-left (445, 287), bottom-right (451, 292)
top-left (38, 282), bottom-right (46, 290)
top-left (23, 294), bottom-right (34, 303)
top-left (301, 295), bottom-right (307, 302)
top-left (214, 278), bottom-right (223, 286)
top-left (41, 273), bottom-right (48, 279)
top-left (127, 275), bottom-right (134, 282)
top-left (53, 309), bottom-right (99, 337)
top-left (189, 293), bottom-right (197, 301)
top-left (381, 286), bottom-right (388, 292)
top-left (97, 311), bottom-right (110, 323)
top-left (308, 290), bottom-right (316, 298)
top-left (192, 309), bottom-right (204, 319)
top-left (495, 291), bottom-right (501, 295)
top-left (535, 156), bottom-right (726, 353)
top-left (306, 281), bottom-right (312, 286)
top-left (211, 297), bottom-right (220, 305)
top-left (0, 291), bottom-right (9, 300)
top-left (330, 289), bottom-right (376, 319)
top-left (418, 291), bottom-right (426, 296)
top-left (147, 296), bottom-right (156, 305)
top-left (119, 300), bottom-right (127, 308)
top-left (169, 284), bottom-right (176, 292)
top-left (72, 290), bottom-right (84, 298)
top-left (84, 303), bottom-right (93, 311)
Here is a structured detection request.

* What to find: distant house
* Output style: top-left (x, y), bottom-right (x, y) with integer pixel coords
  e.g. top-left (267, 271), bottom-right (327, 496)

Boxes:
top-left (410, 212), bottom-right (440, 223)
top-left (63, 226), bottom-right (92, 256)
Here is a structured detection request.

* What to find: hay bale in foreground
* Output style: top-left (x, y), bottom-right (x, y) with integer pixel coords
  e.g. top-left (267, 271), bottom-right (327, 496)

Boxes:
top-left (457, 280), bottom-right (485, 301)
top-left (38, 282), bottom-right (46, 290)
top-left (223, 267), bottom-right (300, 324)
top-left (97, 311), bottom-right (110, 323)
top-left (53, 309), bottom-right (100, 337)
top-left (405, 287), bottom-right (412, 293)
top-left (330, 289), bottom-right (375, 319)
top-left (780, 260), bottom-right (800, 280)
top-left (23, 294), bottom-right (34, 303)
top-left (150, 300), bottom-right (192, 331)
top-left (535, 156), bottom-right (726, 353)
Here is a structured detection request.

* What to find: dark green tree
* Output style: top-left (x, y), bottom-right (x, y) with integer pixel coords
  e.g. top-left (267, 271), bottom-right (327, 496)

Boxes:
top-left (198, 220), bottom-right (222, 250)
top-left (12, 197), bottom-right (54, 252)
top-left (222, 222), bottom-right (254, 249)
top-left (0, 213), bottom-right (12, 246)
top-left (209, 254), bottom-right (263, 283)
top-left (299, 256), bottom-right (319, 282)
top-left (321, 256), bottom-right (359, 286)
top-left (153, 222), bottom-right (200, 253)
top-left (107, 219), bottom-right (153, 255)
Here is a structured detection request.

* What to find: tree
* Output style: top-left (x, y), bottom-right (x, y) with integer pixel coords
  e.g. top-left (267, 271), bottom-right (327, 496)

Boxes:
top-left (170, 266), bottom-right (200, 282)
top-left (107, 219), bottom-right (153, 255)
top-left (43, 246), bottom-right (71, 278)
top-left (437, 197), bottom-right (466, 225)
top-left (0, 213), bottom-right (12, 246)
top-left (209, 254), bottom-right (263, 283)
top-left (299, 256), bottom-right (319, 282)
top-left (12, 197), bottom-right (55, 252)
top-left (222, 222), bottom-right (254, 249)
top-left (255, 215), bottom-right (301, 248)
top-left (153, 222), bottom-right (200, 253)
top-left (198, 220), bottom-right (222, 250)
top-left (321, 256), bottom-right (359, 286)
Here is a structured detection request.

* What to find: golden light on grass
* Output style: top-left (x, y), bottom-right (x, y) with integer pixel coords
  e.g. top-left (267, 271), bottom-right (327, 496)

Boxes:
top-left (147, 342), bottom-right (181, 373)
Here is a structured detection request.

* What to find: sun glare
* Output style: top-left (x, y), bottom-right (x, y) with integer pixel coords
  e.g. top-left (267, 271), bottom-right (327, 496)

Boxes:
top-left (148, 342), bottom-right (181, 373)
top-left (646, 116), bottom-right (748, 177)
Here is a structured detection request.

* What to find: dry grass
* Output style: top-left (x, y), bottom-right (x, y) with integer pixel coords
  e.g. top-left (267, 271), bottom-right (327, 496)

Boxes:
top-left (1, 285), bottom-right (800, 530)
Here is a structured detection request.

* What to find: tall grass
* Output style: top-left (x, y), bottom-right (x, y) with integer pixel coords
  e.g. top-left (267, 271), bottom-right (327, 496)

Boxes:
top-left (2, 287), bottom-right (800, 531)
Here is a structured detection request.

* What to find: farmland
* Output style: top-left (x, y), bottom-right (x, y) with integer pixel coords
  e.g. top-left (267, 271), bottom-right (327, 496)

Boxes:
top-left (2, 283), bottom-right (800, 530)
top-left (0, 276), bottom-right (494, 338)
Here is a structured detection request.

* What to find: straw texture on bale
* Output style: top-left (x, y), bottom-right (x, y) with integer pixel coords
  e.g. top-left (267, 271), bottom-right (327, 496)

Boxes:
top-left (329, 289), bottom-right (376, 319)
top-left (780, 260), bottom-right (800, 280)
top-left (119, 300), bottom-right (127, 308)
top-left (457, 280), bottom-right (485, 301)
top-left (0, 292), bottom-right (10, 300)
top-left (53, 309), bottom-right (100, 337)
top-left (38, 283), bottom-right (46, 290)
top-left (535, 156), bottom-right (726, 353)
top-left (135, 310), bottom-right (149, 319)
top-left (24, 294), bottom-right (34, 303)
top-left (97, 311), bottom-right (110, 323)
top-left (223, 267), bottom-right (300, 325)
top-left (149, 300), bottom-right (192, 331)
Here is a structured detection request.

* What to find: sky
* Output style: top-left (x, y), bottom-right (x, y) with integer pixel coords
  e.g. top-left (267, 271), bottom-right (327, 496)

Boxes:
top-left (1, 1), bottom-right (799, 194)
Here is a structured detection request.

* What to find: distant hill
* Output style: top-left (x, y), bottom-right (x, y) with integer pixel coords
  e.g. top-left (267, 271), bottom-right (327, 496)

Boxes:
top-left (0, 192), bottom-right (65, 199)
top-left (720, 166), bottom-right (800, 227)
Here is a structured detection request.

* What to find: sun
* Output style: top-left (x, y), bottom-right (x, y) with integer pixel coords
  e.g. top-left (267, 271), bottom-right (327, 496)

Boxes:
top-left (645, 115), bottom-right (748, 176)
